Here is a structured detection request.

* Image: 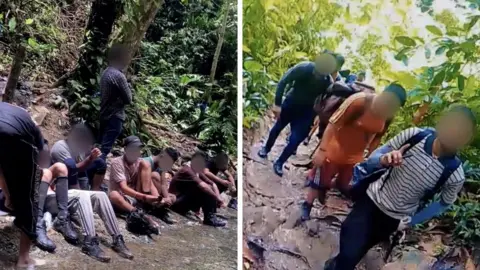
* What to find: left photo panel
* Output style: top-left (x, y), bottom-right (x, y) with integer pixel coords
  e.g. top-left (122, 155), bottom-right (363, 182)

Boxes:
top-left (0, 0), bottom-right (238, 269)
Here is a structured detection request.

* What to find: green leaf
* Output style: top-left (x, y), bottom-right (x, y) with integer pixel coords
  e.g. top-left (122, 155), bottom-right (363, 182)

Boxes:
top-left (425, 47), bottom-right (431, 59)
top-left (431, 70), bottom-right (446, 86)
top-left (8, 18), bottom-right (16, 31)
top-left (395, 36), bottom-right (416, 46)
top-left (244, 60), bottom-right (263, 72)
top-left (435, 46), bottom-right (447, 55)
top-left (458, 75), bottom-right (465, 90)
top-left (27, 38), bottom-right (38, 48)
top-left (25, 18), bottom-right (33, 25)
top-left (467, 15), bottom-right (480, 31)
top-left (460, 41), bottom-right (476, 53)
top-left (426, 25), bottom-right (443, 36)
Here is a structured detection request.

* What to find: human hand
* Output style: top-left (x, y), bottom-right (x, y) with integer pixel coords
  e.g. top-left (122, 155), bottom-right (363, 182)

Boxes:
top-left (313, 148), bottom-right (326, 167)
top-left (272, 105), bottom-right (281, 120)
top-left (90, 148), bottom-right (102, 160)
top-left (397, 216), bottom-right (411, 231)
top-left (380, 144), bottom-right (410, 167)
top-left (144, 194), bottom-right (160, 204)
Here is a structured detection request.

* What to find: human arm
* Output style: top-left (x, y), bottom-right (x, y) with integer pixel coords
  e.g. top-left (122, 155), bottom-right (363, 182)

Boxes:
top-left (203, 168), bottom-right (231, 188)
top-left (223, 170), bottom-right (236, 190)
top-left (274, 62), bottom-right (310, 106)
top-left (181, 168), bottom-right (222, 202)
top-left (112, 71), bottom-right (133, 105)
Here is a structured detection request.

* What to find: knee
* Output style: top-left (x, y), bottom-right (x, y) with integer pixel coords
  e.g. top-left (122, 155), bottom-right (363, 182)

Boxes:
top-left (51, 162), bottom-right (68, 178)
top-left (139, 160), bottom-right (151, 171)
top-left (92, 158), bottom-right (107, 174)
top-left (63, 158), bottom-right (77, 171)
top-left (151, 171), bottom-right (161, 182)
top-left (41, 169), bottom-right (53, 183)
top-left (198, 182), bottom-right (211, 190)
top-left (108, 191), bottom-right (122, 203)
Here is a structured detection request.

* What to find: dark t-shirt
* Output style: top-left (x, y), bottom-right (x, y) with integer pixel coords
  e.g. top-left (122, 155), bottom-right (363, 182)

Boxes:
top-left (99, 67), bottom-right (132, 121)
top-left (0, 102), bottom-right (44, 150)
top-left (207, 161), bottom-right (220, 175)
top-left (169, 165), bottom-right (201, 195)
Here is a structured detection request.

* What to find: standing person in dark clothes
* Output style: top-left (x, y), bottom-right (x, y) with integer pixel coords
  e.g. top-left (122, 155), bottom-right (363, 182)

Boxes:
top-left (99, 44), bottom-right (132, 159)
top-left (170, 151), bottom-right (226, 227)
top-left (202, 152), bottom-right (237, 210)
top-left (258, 52), bottom-right (345, 176)
top-left (0, 102), bottom-right (48, 268)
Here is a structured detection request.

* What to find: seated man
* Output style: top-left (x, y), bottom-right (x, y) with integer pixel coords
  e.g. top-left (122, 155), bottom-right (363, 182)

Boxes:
top-left (143, 147), bottom-right (180, 224)
top-left (107, 136), bottom-right (163, 230)
top-left (50, 123), bottom-right (106, 190)
top-left (202, 152), bottom-right (237, 210)
top-left (169, 151), bottom-right (226, 227)
top-left (38, 142), bottom-right (133, 262)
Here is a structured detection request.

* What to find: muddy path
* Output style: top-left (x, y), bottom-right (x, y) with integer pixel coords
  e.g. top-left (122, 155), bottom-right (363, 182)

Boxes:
top-left (0, 203), bottom-right (237, 270)
top-left (243, 116), bottom-right (443, 270)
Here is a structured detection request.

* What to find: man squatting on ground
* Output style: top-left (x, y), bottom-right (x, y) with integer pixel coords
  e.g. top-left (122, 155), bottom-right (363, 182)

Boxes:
top-left (202, 152), bottom-right (238, 209)
top-left (325, 105), bottom-right (474, 270)
top-left (258, 52), bottom-right (345, 177)
top-left (37, 141), bottom-right (133, 263)
top-left (302, 84), bottom-right (407, 220)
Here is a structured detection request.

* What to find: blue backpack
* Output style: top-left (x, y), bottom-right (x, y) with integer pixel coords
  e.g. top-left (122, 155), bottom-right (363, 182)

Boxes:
top-left (350, 129), bottom-right (461, 206)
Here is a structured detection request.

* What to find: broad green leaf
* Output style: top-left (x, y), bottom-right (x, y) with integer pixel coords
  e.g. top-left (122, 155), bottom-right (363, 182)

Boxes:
top-left (244, 60), bottom-right (263, 72)
top-left (8, 18), bottom-right (16, 31)
top-left (261, 0), bottom-right (274, 11)
top-left (460, 41), bottom-right (476, 53)
top-left (426, 25), bottom-right (443, 36)
top-left (294, 51), bottom-right (308, 59)
top-left (425, 47), bottom-right (431, 59)
top-left (431, 70), bottom-right (445, 86)
top-left (458, 75), bottom-right (465, 90)
top-left (25, 18), bottom-right (34, 25)
top-left (27, 38), bottom-right (38, 48)
top-left (395, 36), bottom-right (416, 46)
top-left (435, 46), bottom-right (447, 55)
top-left (467, 15), bottom-right (480, 31)
top-left (242, 45), bottom-right (251, 53)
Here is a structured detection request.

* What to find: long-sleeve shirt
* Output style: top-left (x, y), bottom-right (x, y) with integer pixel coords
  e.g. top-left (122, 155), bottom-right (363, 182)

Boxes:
top-left (99, 67), bottom-right (132, 121)
top-left (274, 61), bottom-right (332, 107)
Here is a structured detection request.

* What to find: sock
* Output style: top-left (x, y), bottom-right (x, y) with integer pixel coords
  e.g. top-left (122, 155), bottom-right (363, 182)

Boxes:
top-left (55, 176), bottom-right (69, 220)
top-left (37, 181), bottom-right (50, 223)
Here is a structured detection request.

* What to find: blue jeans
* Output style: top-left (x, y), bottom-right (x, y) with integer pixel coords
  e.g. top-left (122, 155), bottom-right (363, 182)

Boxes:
top-left (64, 158), bottom-right (106, 189)
top-left (264, 99), bottom-right (315, 165)
top-left (99, 117), bottom-right (123, 159)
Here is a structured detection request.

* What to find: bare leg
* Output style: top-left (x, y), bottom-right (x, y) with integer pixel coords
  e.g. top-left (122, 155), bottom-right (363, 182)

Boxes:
top-left (136, 161), bottom-right (159, 196)
top-left (16, 232), bottom-right (45, 267)
top-left (109, 191), bottom-right (135, 213)
top-left (91, 173), bottom-right (105, 191)
top-left (0, 168), bottom-right (12, 210)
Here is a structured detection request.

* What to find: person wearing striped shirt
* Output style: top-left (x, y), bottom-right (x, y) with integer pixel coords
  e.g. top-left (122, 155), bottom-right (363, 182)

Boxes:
top-left (327, 106), bottom-right (475, 270)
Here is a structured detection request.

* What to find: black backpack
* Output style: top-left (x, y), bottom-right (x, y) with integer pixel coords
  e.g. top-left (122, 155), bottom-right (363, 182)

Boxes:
top-left (126, 209), bottom-right (159, 235)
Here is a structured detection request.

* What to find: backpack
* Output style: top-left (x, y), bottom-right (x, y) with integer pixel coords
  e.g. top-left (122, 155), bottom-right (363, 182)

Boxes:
top-left (126, 209), bottom-right (159, 235)
top-left (350, 129), bottom-right (462, 207)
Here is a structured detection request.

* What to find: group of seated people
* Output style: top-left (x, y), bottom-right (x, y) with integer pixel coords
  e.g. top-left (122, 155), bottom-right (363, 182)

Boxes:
top-left (0, 123), bottom-right (237, 263)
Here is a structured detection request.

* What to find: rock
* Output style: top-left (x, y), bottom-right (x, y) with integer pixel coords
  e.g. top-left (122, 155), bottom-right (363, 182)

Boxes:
top-left (306, 220), bottom-right (319, 236)
top-left (382, 250), bottom-right (436, 270)
top-left (31, 105), bottom-right (50, 126)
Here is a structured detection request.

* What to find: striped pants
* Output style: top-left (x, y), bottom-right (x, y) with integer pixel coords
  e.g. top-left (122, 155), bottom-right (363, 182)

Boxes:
top-left (67, 190), bottom-right (120, 237)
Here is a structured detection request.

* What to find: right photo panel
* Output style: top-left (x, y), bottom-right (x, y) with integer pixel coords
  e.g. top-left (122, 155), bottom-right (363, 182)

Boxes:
top-left (242, 0), bottom-right (480, 269)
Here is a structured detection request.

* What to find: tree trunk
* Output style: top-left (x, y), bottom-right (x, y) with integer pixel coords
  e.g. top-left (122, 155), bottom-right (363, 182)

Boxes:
top-left (3, 44), bottom-right (26, 103)
top-left (74, 0), bottom-right (121, 94)
top-left (116, 0), bottom-right (164, 68)
top-left (210, 0), bottom-right (230, 83)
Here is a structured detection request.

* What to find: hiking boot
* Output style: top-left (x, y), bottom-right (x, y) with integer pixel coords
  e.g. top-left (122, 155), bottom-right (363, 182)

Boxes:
top-left (300, 201), bottom-right (312, 221)
top-left (126, 209), bottom-right (160, 235)
top-left (227, 198), bottom-right (237, 210)
top-left (82, 236), bottom-right (111, 263)
top-left (273, 162), bottom-right (283, 177)
top-left (54, 216), bottom-right (78, 244)
top-left (112, 235), bottom-right (133, 260)
top-left (35, 219), bottom-right (56, 253)
top-left (257, 147), bottom-right (268, 158)
top-left (158, 208), bottom-right (175, 225)
top-left (203, 213), bottom-right (226, 227)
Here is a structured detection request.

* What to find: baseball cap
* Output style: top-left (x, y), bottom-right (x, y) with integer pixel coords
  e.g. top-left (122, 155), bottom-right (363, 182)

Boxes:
top-left (123, 135), bottom-right (144, 148)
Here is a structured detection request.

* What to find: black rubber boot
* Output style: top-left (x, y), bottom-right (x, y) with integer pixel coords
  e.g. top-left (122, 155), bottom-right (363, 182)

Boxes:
top-left (203, 213), bottom-right (226, 227)
top-left (35, 219), bottom-right (56, 253)
top-left (82, 236), bottom-right (111, 263)
top-left (54, 216), bottom-right (78, 244)
top-left (112, 235), bottom-right (134, 260)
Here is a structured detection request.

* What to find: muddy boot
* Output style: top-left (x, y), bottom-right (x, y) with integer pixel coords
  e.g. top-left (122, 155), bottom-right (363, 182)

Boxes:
top-left (273, 161), bottom-right (283, 177)
top-left (82, 236), bottom-right (111, 263)
top-left (300, 201), bottom-right (312, 221)
top-left (227, 198), bottom-right (237, 210)
top-left (35, 219), bottom-right (56, 253)
top-left (203, 213), bottom-right (226, 227)
top-left (112, 235), bottom-right (133, 260)
top-left (257, 147), bottom-right (268, 158)
top-left (54, 216), bottom-right (78, 244)
top-left (158, 208), bottom-right (175, 225)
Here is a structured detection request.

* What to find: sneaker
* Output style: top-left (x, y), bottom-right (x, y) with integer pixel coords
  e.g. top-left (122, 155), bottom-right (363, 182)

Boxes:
top-left (82, 236), bottom-right (111, 263)
top-left (300, 201), bottom-right (312, 221)
top-left (112, 235), bottom-right (133, 260)
top-left (54, 216), bottom-right (78, 244)
top-left (257, 147), bottom-right (268, 158)
top-left (273, 162), bottom-right (283, 177)
top-left (203, 213), bottom-right (227, 227)
top-left (35, 219), bottom-right (56, 253)
top-left (227, 198), bottom-right (237, 210)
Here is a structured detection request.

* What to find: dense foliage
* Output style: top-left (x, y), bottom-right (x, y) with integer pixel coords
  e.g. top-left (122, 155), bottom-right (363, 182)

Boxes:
top-left (244, 0), bottom-right (480, 246)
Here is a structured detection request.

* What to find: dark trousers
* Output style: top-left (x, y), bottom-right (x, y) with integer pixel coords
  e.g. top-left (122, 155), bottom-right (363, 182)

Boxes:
top-left (99, 117), bottom-right (123, 159)
top-left (64, 158), bottom-right (106, 189)
top-left (264, 99), bottom-right (315, 165)
top-left (0, 136), bottom-right (42, 240)
top-left (171, 187), bottom-right (217, 216)
top-left (327, 196), bottom-right (399, 270)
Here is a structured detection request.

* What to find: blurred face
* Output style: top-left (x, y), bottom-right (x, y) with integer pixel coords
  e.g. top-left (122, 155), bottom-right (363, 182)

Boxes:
top-left (69, 133), bottom-right (93, 154)
top-left (358, 74), bottom-right (365, 82)
top-left (124, 145), bottom-right (142, 163)
top-left (191, 156), bottom-right (206, 173)
top-left (314, 53), bottom-right (337, 76)
top-left (436, 112), bottom-right (474, 152)
top-left (158, 153), bottom-right (174, 171)
top-left (38, 149), bottom-right (50, 169)
top-left (372, 91), bottom-right (402, 119)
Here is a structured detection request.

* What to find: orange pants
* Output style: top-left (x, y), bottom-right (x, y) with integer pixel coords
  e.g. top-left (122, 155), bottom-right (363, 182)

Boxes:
top-left (308, 159), bottom-right (354, 193)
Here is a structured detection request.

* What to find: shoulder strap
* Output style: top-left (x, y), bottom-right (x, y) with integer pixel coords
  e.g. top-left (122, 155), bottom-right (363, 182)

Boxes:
top-left (345, 94), bottom-right (373, 126)
top-left (423, 156), bottom-right (461, 203)
top-left (401, 129), bottom-right (434, 153)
